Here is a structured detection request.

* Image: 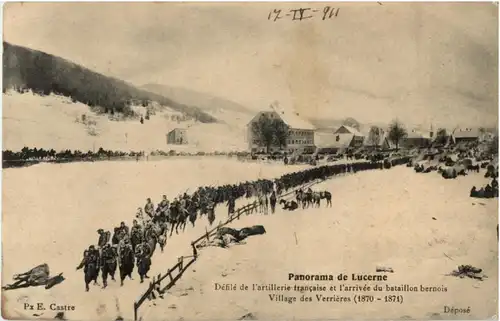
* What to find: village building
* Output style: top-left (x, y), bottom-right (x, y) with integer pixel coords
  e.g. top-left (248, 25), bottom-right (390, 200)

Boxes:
top-left (402, 129), bottom-right (432, 149)
top-left (246, 109), bottom-right (316, 154)
top-left (314, 126), bottom-right (366, 154)
top-left (362, 129), bottom-right (395, 150)
top-left (334, 125), bottom-right (365, 148)
top-left (166, 128), bottom-right (188, 145)
top-left (451, 128), bottom-right (480, 144)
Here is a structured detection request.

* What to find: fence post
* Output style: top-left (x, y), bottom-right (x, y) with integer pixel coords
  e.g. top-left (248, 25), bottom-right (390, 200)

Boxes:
top-left (205, 227), bottom-right (210, 241)
top-left (134, 302), bottom-right (138, 321)
top-left (168, 269), bottom-right (173, 283)
top-left (178, 256), bottom-right (184, 271)
top-left (191, 242), bottom-right (198, 258)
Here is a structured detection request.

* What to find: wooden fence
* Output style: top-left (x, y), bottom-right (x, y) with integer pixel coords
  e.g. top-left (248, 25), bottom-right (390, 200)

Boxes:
top-left (132, 158), bottom-right (411, 320)
top-left (132, 179), bottom-right (322, 321)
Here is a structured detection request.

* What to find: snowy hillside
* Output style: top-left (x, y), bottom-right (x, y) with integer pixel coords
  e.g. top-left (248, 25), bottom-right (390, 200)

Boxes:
top-left (3, 91), bottom-right (248, 153)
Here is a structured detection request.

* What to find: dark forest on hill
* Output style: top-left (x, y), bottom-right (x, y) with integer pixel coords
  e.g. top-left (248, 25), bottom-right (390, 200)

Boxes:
top-left (2, 42), bottom-right (217, 123)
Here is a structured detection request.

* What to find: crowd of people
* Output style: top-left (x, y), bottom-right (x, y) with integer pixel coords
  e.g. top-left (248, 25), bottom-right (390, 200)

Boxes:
top-left (75, 156), bottom-right (411, 292)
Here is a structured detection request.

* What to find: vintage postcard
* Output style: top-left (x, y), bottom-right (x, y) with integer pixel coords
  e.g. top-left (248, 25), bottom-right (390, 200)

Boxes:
top-left (1, 2), bottom-right (498, 321)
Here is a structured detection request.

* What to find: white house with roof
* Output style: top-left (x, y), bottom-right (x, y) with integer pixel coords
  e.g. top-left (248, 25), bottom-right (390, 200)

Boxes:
top-left (246, 107), bottom-right (316, 154)
top-left (402, 129), bottom-right (432, 148)
top-left (451, 128), bottom-right (480, 144)
top-left (362, 128), bottom-right (395, 150)
top-left (334, 125), bottom-right (365, 148)
top-left (314, 125), bottom-right (366, 154)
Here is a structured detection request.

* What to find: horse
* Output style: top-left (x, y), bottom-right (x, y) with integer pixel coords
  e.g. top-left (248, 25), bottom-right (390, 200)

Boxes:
top-left (173, 207), bottom-right (188, 234)
top-left (168, 207), bottom-right (179, 237)
top-left (188, 205), bottom-right (198, 228)
top-left (319, 191), bottom-right (332, 207)
top-left (295, 190), bottom-right (310, 209)
top-left (311, 192), bottom-right (321, 207)
top-left (439, 167), bottom-right (457, 179)
top-left (84, 261), bottom-right (99, 292)
top-left (467, 164), bottom-right (480, 172)
top-left (279, 199), bottom-right (298, 211)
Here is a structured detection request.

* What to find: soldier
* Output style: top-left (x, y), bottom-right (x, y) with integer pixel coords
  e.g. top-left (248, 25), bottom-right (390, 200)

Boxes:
top-left (118, 221), bottom-right (130, 237)
top-left (264, 194), bottom-right (269, 215)
top-left (97, 229), bottom-right (111, 251)
top-left (118, 238), bottom-right (135, 286)
top-left (227, 196), bottom-right (235, 216)
top-left (100, 244), bottom-right (117, 288)
top-left (77, 246), bottom-right (101, 288)
top-left (270, 191), bottom-right (277, 214)
top-left (76, 250), bottom-right (90, 274)
top-left (145, 198), bottom-right (155, 219)
top-left (130, 219), bottom-right (143, 253)
top-left (158, 195), bottom-right (169, 214)
top-left (135, 241), bottom-right (152, 283)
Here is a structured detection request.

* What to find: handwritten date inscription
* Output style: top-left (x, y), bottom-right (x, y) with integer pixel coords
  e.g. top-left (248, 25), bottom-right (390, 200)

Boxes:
top-left (268, 7), bottom-right (340, 22)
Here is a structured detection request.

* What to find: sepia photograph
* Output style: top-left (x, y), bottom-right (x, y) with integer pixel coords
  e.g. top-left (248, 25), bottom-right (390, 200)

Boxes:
top-left (1, 2), bottom-right (499, 320)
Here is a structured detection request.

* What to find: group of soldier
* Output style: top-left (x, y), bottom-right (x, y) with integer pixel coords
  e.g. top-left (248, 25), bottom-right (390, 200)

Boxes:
top-left (76, 220), bottom-right (152, 290)
top-left (75, 157), bottom-right (410, 291)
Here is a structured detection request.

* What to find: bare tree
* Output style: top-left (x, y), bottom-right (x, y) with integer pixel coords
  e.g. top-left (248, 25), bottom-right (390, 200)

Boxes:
top-left (251, 114), bottom-right (275, 153)
top-left (434, 128), bottom-right (448, 145)
top-left (272, 119), bottom-right (289, 149)
top-left (368, 126), bottom-right (382, 148)
top-left (251, 114), bottom-right (289, 153)
top-left (342, 117), bottom-right (361, 130)
top-left (388, 119), bottom-right (408, 151)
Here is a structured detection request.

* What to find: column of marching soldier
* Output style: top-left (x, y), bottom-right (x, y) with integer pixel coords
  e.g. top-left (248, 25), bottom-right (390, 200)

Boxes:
top-left (75, 158), bottom-right (408, 291)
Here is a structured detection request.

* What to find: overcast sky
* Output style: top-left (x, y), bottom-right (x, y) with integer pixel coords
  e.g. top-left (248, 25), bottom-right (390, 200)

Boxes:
top-left (4, 2), bottom-right (498, 129)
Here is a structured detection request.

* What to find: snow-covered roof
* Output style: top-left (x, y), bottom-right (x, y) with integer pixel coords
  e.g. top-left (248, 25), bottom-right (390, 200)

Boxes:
top-left (279, 112), bottom-right (315, 130)
top-left (363, 131), bottom-right (389, 146)
top-left (335, 125), bottom-right (364, 137)
top-left (454, 128), bottom-right (479, 139)
top-left (406, 130), bottom-right (431, 140)
top-left (316, 133), bottom-right (354, 149)
top-left (247, 110), bottom-right (315, 130)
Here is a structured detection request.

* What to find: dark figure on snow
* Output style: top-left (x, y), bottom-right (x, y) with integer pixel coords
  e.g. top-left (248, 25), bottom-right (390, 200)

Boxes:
top-left (76, 246), bottom-right (100, 292)
top-left (118, 238), bottom-right (135, 286)
top-left (135, 242), bottom-right (152, 283)
top-left (100, 244), bottom-right (118, 289)
top-left (119, 221), bottom-right (130, 237)
top-left (270, 191), bottom-right (277, 214)
top-left (130, 219), bottom-right (143, 253)
top-left (2, 263), bottom-right (63, 291)
top-left (145, 198), bottom-right (155, 219)
top-left (279, 199), bottom-right (298, 211)
top-left (319, 191), bottom-right (332, 207)
top-left (207, 201), bottom-right (216, 226)
top-left (97, 229), bottom-right (111, 250)
top-left (227, 196), bottom-right (236, 216)
top-left (158, 195), bottom-right (169, 213)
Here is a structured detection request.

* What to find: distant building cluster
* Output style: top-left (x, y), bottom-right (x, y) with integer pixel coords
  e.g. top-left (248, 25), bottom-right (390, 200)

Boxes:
top-left (246, 107), bottom-right (491, 155)
top-left (167, 128), bottom-right (188, 145)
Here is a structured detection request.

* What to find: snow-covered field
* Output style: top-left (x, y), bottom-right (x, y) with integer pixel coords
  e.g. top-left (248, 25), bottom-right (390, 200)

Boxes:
top-left (2, 158), bottom-right (497, 320)
top-left (1, 158), bottom-right (308, 320)
top-left (3, 91), bottom-right (250, 153)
